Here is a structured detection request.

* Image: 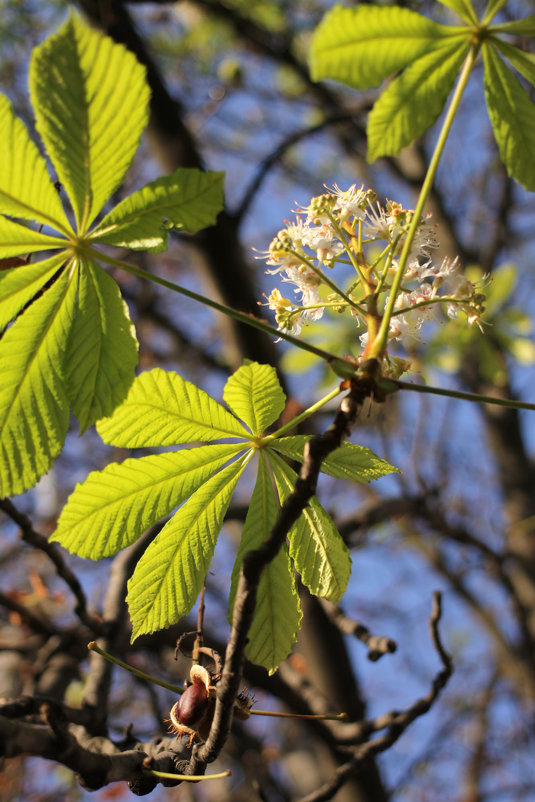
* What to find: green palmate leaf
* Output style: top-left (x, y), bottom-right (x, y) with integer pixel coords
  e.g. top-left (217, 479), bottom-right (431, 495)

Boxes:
top-left (367, 40), bottom-right (469, 161)
top-left (0, 217), bottom-right (67, 259)
top-left (223, 361), bottom-right (286, 435)
top-left (268, 452), bottom-right (351, 602)
top-left (0, 94), bottom-right (71, 233)
top-left (0, 253), bottom-right (66, 330)
top-left (271, 435), bottom-right (399, 483)
top-left (437, 0), bottom-right (477, 24)
top-left (127, 456), bottom-right (249, 641)
top-left (483, 0), bottom-right (511, 23)
top-left (229, 452), bottom-right (301, 673)
top-left (97, 368), bottom-right (249, 448)
top-left (64, 259), bottom-right (138, 432)
top-left (29, 13), bottom-right (150, 232)
top-left (52, 443), bottom-right (243, 559)
top-left (91, 168), bottom-right (225, 252)
top-left (490, 16), bottom-right (535, 35)
top-left (493, 39), bottom-right (535, 87)
top-left (310, 5), bottom-right (459, 91)
top-left (483, 44), bottom-right (535, 191)
top-left (0, 267), bottom-right (73, 496)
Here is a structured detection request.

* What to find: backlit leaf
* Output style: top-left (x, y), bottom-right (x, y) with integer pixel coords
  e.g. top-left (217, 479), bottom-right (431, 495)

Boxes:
top-left (483, 44), bottom-right (535, 190)
top-left (64, 259), bottom-right (138, 432)
top-left (30, 13), bottom-right (149, 231)
top-left (0, 93), bottom-right (71, 232)
top-left (229, 452), bottom-right (302, 673)
top-left (271, 435), bottom-right (399, 482)
top-left (310, 5), bottom-right (459, 90)
top-left (437, 0), bottom-right (477, 24)
top-left (0, 267), bottom-right (72, 496)
top-left (223, 361), bottom-right (286, 435)
top-left (367, 40), bottom-right (468, 161)
top-left (97, 368), bottom-right (250, 447)
top-left (52, 444), bottom-right (243, 559)
top-left (0, 216), bottom-right (67, 259)
top-left (0, 253), bottom-right (65, 331)
top-left (91, 168), bottom-right (225, 252)
top-left (128, 456), bottom-right (249, 641)
top-left (269, 452), bottom-right (351, 602)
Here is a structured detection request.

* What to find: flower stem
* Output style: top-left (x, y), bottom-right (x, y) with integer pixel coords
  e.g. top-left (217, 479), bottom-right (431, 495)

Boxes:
top-left (87, 246), bottom-right (349, 371)
top-left (368, 43), bottom-right (481, 361)
top-left (88, 641), bottom-right (184, 695)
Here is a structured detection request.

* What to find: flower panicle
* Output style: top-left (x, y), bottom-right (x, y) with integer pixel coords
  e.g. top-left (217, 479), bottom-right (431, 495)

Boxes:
top-left (258, 184), bottom-right (488, 371)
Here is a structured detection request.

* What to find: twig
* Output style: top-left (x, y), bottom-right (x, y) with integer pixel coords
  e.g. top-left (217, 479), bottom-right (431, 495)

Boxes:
top-left (83, 525), bottom-right (163, 731)
top-left (0, 590), bottom-right (55, 637)
top-left (294, 591), bottom-right (453, 802)
top-left (319, 600), bottom-right (397, 662)
top-left (0, 498), bottom-right (103, 634)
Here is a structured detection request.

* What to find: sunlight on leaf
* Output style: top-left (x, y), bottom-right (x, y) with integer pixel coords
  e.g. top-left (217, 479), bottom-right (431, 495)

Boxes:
top-left (29, 12), bottom-right (150, 231)
top-left (97, 368), bottom-right (250, 447)
top-left (53, 444), bottom-right (244, 559)
top-left (228, 452), bottom-right (302, 673)
top-left (223, 361), bottom-right (286, 435)
top-left (128, 456), bottom-right (249, 641)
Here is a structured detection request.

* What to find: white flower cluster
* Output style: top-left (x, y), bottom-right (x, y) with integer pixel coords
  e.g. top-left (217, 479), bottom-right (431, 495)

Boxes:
top-left (260, 185), bottom-right (487, 356)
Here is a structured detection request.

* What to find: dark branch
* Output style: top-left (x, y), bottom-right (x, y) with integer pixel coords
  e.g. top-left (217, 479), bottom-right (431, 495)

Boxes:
top-left (294, 592), bottom-right (453, 802)
top-left (0, 497), bottom-right (102, 634)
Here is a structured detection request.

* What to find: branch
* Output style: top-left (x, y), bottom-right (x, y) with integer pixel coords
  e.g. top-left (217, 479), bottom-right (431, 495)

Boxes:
top-left (294, 592), bottom-right (453, 802)
top-left (0, 498), bottom-right (102, 634)
top-left (82, 525), bottom-right (163, 732)
top-left (319, 600), bottom-right (397, 662)
top-left (0, 709), bottom-right (191, 794)
top-left (235, 112), bottom-right (361, 224)
top-left (0, 590), bottom-right (55, 637)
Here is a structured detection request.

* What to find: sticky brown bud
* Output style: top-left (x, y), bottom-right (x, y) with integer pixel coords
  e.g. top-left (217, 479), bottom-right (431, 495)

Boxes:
top-left (174, 680), bottom-right (210, 728)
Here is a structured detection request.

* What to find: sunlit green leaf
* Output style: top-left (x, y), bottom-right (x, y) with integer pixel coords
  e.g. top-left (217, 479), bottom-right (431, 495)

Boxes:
top-left (268, 452), bottom-right (351, 602)
top-left (493, 39), bottom-right (535, 87)
top-left (52, 443), bottom-right (244, 559)
top-left (483, 44), bottom-right (535, 190)
top-left (483, 1), bottom-right (516, 24)
top-left (128, 456), bottom-right (249, 641)
top-left (0, 267), bottom-right (72, 496)
top-left (64, 259), bottom-right (138, 432)
top-left (97, 368), bottom-right (250, 447)
top-left (310, 5), bottom-right (460, 90)
top-left (29, 13), bottom-right (149, 231)
top-left (229, 452), bottom-right (301, 673)
top-left (0, 93), bottom-right (71, 233)
top-left (223, 361), bottom-right (286, 435)
top-left (91, 169), bottom-right (225, 252)
top-left (437, 0), bottom-right (477, 24)
top-left (489, 15), bottom-right (535, 35)
top-left (367, 40), bottom-right (468, 161)
top-left (271, 436), bottom-right (399, 482)
top-left (0, 253), bottom-right (65, 330)
top-left (0, 216), bottom-right (67, 259)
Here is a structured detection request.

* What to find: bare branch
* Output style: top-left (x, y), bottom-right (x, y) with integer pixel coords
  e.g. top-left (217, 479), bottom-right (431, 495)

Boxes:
top-left (294, 592), bottom-right (453, 802)
top-left (319, 600), bottom-right (397, 662)
top-left (0, 498), bottom-right (102, 634)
